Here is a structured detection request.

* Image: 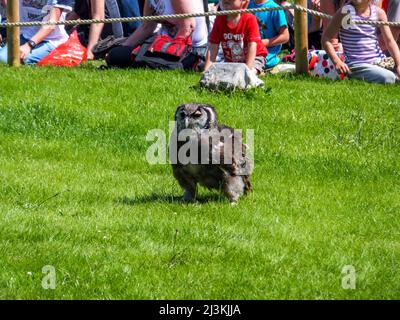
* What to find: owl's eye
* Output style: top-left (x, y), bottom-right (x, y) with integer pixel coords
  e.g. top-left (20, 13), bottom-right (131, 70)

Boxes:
top-left (192, 111), bottom-right (202, 118)
top-left (179, 111), bottom-right (186, 118)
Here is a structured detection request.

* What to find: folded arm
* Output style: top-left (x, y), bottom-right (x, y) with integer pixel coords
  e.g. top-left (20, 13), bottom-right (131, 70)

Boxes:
top-left (170, 0), bottom-right (196, 39)
top-left (123, 0), bottom-right (158, 47)
top-left (262, 26), bottom-right (289, 47)
top-left (20, 7), bottom-right (63, 60)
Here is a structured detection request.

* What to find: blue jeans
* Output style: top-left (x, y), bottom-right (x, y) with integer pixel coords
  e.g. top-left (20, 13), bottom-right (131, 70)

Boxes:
top-left (116, 0), bottom-right (142, 36)
top-left (0, 35), bottom-right (56, 65)
top-left (349, 63), bottom-right (397, 84)
top-left (105, 0), bottom-right (142, 37)
top-left (106, 0), bottom-right (124, 38)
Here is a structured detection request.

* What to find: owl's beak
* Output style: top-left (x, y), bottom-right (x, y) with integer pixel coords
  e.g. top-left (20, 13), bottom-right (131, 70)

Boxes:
top-left (184, 118), bottom-right (190, 128)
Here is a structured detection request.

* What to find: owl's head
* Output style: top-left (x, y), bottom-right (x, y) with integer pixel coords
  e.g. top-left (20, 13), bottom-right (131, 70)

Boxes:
top-left (174, 104), bottom-right (218, 131)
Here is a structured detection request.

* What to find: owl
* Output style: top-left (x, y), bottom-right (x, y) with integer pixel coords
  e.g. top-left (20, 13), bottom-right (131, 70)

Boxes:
top-left (169, 103), bottom-right (253, 204)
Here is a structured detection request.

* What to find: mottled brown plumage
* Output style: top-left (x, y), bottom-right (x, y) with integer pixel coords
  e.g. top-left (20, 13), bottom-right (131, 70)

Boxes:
top-left (169, 103), bottom-right (253, 203)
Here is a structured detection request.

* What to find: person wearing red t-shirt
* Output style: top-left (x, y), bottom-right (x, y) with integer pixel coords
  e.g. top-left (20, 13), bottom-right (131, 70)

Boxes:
top-left (204, 0), bottom-right (268, 74)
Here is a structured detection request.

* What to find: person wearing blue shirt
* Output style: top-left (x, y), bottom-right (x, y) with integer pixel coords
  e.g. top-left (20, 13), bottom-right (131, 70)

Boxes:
top-left (248, 0), bottom-right (289, 69)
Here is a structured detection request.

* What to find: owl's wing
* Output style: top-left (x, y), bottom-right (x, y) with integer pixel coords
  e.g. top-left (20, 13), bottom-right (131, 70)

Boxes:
top-left (204, 127), bottom-right (253, 177)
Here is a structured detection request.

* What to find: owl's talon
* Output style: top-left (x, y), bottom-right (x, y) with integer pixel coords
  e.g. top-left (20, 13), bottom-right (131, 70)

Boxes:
top-left (183, 190), bottom-right (195, 202)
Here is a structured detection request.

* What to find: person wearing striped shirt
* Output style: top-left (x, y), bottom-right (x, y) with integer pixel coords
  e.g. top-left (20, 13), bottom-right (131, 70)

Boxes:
top-left (322, 0), bottom-right (400, 84)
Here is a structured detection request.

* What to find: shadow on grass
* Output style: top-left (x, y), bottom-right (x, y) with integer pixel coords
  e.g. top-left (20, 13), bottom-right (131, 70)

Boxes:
top-left (190, 83), bottom-right (273, 99)
top-left (116, 193), bottom-right (225, 205)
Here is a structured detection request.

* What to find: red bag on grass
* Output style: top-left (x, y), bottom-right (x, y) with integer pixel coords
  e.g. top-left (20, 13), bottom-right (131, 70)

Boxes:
top-left (37, 31), bottom-right (87, 67)
top-left (147, 34), bottom-right (192, 61)
top-left (130, 34), bottom-right (193, 70)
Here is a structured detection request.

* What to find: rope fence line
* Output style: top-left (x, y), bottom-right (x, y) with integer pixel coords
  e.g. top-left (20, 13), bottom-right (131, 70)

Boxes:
top-left (1, 4), bottom-right (400, 29)
top-left (0, 5), bottom-right (300, 28)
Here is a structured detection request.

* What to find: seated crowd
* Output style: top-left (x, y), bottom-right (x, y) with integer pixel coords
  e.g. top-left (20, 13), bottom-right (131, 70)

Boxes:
top-left (0, 0), bottom-right (399, 84)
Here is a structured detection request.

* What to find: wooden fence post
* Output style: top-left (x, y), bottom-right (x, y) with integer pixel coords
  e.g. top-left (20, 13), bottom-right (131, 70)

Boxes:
top-left (7, 0), bottom-right (20, 67)
top-left (295, 0), bottom-right (308, 74)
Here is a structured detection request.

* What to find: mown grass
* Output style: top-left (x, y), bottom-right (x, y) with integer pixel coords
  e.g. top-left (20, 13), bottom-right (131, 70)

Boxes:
top-left (0, 63), bottom-right (399, 299)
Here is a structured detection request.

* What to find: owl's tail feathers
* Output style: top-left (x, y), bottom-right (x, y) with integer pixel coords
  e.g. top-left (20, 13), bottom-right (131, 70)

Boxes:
top-left (243, 176), bottom-right (252, 194)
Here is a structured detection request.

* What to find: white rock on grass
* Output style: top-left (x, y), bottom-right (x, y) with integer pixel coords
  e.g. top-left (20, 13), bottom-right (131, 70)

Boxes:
top-left (200, 63), bottom-right (264, 91)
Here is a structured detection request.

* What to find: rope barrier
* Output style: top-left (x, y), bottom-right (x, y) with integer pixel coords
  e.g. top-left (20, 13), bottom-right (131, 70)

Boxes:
top-left (0, 4), bottom-right (399, 29)
top-left (0, 5), bottom-right (295, 28)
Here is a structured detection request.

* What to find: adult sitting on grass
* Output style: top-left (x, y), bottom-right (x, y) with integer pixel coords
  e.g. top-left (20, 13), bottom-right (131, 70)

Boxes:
top-left (67, 0), bottom-right (142, 60)
top-left (0, 0), bottom-right (73, 65)
top-left (386, 0), bottom-right (400, 43)
top-left (105, 0), bottom-right (208, 69)
top-left (322, 0), bottom-right (400, 84)
top-left (204, 0), bottom-right (268, 75)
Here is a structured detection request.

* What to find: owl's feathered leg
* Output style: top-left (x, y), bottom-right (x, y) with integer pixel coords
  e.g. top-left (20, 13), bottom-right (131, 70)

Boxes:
top-left (242, 176), bottom-right (252, 194)
top-left (172, 168), bottom-right (197, 202)
top-left (223, 176), bottom-right (246, 204)
top-left (183, 189), bottom-right (197, 202)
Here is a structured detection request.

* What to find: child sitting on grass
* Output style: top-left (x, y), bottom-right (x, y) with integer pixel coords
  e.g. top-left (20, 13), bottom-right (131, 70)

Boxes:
top-left (248, 0), bottom-right (289, 70)
top-left (204, 0), bottom-right (268, 74)
top-left (322, 0), bottom-right (400, 84)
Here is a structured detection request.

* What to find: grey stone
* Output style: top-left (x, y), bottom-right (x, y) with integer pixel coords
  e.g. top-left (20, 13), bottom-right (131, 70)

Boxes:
top-left (200, 63), bottom-right (264, 91)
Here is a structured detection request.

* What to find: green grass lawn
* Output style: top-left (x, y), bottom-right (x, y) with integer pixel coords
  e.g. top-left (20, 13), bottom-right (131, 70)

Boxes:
top-left (0, 64), bottom-right (399, 299)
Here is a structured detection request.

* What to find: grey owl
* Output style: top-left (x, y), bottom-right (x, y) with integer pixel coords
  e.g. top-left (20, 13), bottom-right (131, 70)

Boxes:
top-left (169, 103), bottom-right (253, 204)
